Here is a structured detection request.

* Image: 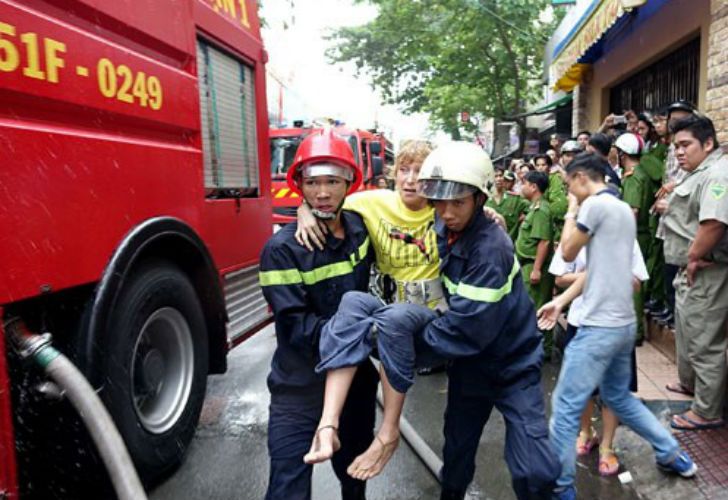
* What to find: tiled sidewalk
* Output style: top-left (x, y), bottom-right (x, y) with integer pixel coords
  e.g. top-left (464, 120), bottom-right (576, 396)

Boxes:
top-left (634, 342), bottom-right (692, 402)
top-left (636, 340), bottom-right (728, 499)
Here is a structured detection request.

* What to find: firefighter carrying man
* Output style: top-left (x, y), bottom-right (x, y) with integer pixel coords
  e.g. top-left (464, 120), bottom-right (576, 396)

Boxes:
top-left (293, 142), bottom-right (561, 500)
top-left (258, 129), bottom-right (378, 500)
top-left (415, 144), bottom-right (561, 499)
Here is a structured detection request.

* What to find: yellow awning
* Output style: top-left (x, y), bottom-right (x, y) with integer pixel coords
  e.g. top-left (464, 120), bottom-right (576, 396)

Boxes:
top-left (550, 0), bottom-right (630, 91)
top-left (553, 64), bottom-right (591, 92)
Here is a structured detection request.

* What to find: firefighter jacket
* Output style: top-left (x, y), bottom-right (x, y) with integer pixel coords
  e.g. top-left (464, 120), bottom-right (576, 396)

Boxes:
top-left (259, 211), bottom-right (373, 402)
top-left (421, 210), bottom-right (543, 391)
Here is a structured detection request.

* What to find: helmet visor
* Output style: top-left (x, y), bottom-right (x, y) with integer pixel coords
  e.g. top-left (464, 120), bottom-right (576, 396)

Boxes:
top-left (417, 179), bottom-right (478, 200)
top-left (301, 163), bottom-right (354, 182)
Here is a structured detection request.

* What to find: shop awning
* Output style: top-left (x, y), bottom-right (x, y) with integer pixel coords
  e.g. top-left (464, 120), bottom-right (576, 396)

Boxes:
top-left (509, 93), bottom-right (573, 119)
top-left (550, 0), bottom-right (634, 92)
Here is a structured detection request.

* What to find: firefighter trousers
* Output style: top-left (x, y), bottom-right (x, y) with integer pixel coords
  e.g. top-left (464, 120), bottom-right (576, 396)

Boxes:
top-left (440, 375), bottom-right (560, 499)
top-left (265, 361), bottom-right (378, 500)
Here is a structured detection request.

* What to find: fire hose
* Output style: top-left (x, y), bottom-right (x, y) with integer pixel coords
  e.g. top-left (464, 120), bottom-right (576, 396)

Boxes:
top-left (5, 318), bottom-right (148, 500)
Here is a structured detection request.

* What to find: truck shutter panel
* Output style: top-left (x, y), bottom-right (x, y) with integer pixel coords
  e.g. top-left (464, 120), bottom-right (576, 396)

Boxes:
top-left (197, 39), bottom-right (259, 193)
top-left (197, 41), bottom-right (217, 188)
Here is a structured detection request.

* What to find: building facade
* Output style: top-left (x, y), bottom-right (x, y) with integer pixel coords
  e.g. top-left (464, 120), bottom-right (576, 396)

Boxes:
top-left (547, 0), bottom-right (727, 145)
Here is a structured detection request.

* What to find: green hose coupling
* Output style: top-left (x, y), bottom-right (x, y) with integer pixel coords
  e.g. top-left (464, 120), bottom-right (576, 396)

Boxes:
top-left (33, 343), bottom-right (61, 369)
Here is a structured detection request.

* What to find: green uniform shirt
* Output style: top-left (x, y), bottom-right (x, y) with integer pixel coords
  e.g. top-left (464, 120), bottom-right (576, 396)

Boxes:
top-left (641, 143), bottom-right (668, 182)
top-left (486, 191), bottom-right (529, 241)
top-left (664, 149), bottom-right (728, 266)
top-left (641, 146), bottom-right (667, 234)
top-left (516, 198), bottom-right (552, 260)
top-left (546, 171), bottom-right (568, 241)
top-left (546, 172), bottom-right (568, 219)
top-left (621, 165), bottom-right (652, 236)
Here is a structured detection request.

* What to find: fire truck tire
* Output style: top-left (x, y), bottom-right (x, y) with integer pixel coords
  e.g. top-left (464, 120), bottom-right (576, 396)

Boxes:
top-left (102, 261), bottom-right (208, 483)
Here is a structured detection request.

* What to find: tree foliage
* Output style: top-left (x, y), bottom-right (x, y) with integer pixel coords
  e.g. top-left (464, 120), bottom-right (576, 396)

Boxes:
top-left (327, 0), bottom-right (563, 139)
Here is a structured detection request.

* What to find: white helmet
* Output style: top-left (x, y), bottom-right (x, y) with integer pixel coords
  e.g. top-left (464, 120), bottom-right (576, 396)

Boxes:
top-left (417, 141), bottom-right (494, 200)
top-left (560, 140), bottom-right (583, 154)
top-left (614, 133), bottom-right (644, 156)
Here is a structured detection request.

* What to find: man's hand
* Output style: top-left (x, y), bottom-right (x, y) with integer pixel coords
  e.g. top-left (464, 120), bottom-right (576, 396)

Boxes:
top-left (655, 181), bottom-right (676, 200)
top-left (295, 203), bottom-right (328, 251)
top-left (483, 206), bottom-right (507, 230)
top-left (599, 114), bottom-right (616, 132)
top-left (537, 300), bottom-right (563, 331)
top-left (567, 193), bottom-right (580, 212)
top-left (654, 198), bottom-right (669, 214)
top-left (530, 268), bottom-right (542, 285)
top-left (686, 258), bottom-right (714, 287)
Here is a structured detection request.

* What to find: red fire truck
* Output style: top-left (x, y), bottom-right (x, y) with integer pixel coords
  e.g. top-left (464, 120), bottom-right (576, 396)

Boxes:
top-left (0, 0), bottom-right (272, 496)
top-left (269, 124), bottom-right (394, 224)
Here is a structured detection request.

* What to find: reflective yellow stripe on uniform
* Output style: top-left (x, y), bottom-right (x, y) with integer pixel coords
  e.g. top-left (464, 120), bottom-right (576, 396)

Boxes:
top-left (441, 259), bottom-right (520, 303)
top-left (259, 237), bottom-right (370, 286)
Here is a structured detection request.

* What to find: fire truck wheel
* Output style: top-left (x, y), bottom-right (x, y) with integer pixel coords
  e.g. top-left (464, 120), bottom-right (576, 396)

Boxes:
top-left (102, 261), bottom-right (208, 482)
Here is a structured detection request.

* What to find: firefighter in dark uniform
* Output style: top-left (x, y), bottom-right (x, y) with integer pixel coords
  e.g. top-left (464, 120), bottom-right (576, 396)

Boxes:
top-left (415, 142), bottom-right (560, 500)
top-left (259, 129), bottom-right (378, 500)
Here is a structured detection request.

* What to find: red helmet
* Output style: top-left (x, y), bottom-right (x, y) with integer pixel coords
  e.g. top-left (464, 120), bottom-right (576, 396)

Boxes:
top-left (286, 129), bottom-right (362, 195)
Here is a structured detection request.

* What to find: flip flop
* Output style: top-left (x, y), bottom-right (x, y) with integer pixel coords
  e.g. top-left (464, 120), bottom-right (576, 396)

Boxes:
top-left (670, 412), bottom-right (724, 431)
top-left (598, 447), bottom-right (620, 476)
top-left (576, 429), bottom-right (599, 456)
top-left (665, 382), bottom-right (694, 396)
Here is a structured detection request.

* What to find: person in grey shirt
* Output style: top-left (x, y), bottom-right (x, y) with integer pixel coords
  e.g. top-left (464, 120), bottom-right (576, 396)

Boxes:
top-left (537, 153), bottom-right (696, 500)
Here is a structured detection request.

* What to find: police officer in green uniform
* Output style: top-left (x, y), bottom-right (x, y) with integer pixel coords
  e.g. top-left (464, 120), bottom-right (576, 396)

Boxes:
top-left (660, 115), bottom-right (728, 431)
top-left (616, 132), bottom-right (651, 344)
top-left (637, 113), bottom-right (669, 312)
top-left (516, 170), bottom-right (554, 356)
top-left (486, 168), bottom-right (529, 242)
top-left (534, 152), bottom-right (569, 244)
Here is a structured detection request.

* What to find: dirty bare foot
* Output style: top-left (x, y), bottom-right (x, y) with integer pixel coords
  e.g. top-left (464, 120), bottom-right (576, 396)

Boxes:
top-left (347, 433), bottom-right (399, 480)
top-left (303, 425), bottom-right (340, 464)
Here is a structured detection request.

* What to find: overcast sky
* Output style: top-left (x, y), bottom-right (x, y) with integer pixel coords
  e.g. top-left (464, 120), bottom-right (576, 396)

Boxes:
top-left (260, 0), bottom-right (435, 146)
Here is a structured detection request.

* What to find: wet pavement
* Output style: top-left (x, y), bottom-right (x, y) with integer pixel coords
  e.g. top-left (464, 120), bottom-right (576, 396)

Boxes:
top-left (150, 326), bottom-right (715, 500)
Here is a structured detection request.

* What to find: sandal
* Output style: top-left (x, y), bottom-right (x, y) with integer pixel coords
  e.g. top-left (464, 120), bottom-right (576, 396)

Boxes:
top-left (598, 447), bottom-right (620, 476)
top-left (670, 412), bottom-right (724, 431)
top-left (665, 382), bottom-right (694, 397)
top-left (576, 428), bottom-right (599, 457)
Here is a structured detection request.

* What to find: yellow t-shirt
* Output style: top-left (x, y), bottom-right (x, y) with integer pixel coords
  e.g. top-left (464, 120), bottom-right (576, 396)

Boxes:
top-left (344, 190), bottom-right (439, 282)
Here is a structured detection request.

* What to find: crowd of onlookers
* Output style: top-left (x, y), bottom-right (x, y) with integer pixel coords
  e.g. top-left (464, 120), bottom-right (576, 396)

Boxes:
top-left (486, 100), bottom-right (728, 435)
top-left (371, 100), bottom-right (728, 438)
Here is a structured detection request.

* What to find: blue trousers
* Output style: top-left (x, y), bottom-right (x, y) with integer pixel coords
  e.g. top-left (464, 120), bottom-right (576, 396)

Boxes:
top-left (550, 323), bottom-right (679, 488)
top-left (441, 372), bottom-right (560, 499)
top-left (265, 360), bottom-right (378, 500)
top-left (317, 291), bottom-right (440, 393)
